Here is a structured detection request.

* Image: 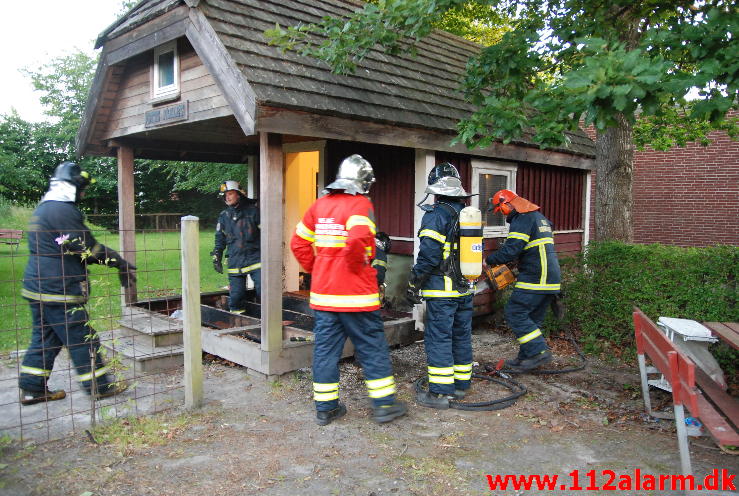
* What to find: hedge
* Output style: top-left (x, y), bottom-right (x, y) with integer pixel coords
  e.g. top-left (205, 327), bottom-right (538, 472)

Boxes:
top-left (561, 242), bottom-right (738, 372)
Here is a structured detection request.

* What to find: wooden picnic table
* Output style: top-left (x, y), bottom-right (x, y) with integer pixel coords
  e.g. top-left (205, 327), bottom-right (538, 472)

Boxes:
top-left (702, 321), bottom-right (739, 351)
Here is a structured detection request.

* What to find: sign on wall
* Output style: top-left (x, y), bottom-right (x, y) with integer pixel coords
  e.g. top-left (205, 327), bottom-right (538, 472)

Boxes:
top-left (145, 101), bottom-right (189, 128)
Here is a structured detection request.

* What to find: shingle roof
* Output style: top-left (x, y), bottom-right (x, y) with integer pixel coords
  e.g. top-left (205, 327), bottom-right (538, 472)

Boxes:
top-left (95, 0), bottom-right (595, 157)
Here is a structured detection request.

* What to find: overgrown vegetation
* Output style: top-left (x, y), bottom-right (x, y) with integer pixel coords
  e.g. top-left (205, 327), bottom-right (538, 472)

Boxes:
top-left (562, 241), bottom-right (738, 375)
top-left (88, 412), bottom-right (195, 455)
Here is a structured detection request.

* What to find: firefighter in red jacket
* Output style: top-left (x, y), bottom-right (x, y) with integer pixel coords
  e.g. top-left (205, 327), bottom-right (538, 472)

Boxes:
top-left (290, 155), bottom-right (407, 426)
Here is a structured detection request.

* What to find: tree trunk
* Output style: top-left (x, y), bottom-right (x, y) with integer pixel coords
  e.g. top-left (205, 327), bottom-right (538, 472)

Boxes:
top-left (594, 113), bottom-right (634, 242)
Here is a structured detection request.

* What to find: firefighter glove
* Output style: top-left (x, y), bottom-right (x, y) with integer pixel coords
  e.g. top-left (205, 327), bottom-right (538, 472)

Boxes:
top-left (211, 251), bottom-right (223, 274)
top-left (117, 260), bottom-right (137, 288)
top-left (405, 283), bottom-right (422, 306)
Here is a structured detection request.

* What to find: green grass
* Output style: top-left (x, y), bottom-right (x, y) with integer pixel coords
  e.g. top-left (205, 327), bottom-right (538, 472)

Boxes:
top-left (0, 204), bottom-right (228, 352)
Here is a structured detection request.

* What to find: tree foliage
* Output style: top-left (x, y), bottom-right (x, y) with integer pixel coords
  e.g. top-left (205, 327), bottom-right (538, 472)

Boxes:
top-left (267, 0), bottom-right (738, 240)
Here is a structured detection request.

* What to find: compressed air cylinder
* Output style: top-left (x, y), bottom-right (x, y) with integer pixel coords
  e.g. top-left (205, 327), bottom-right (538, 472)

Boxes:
top-left (459, 206), bottom-right (483, 281)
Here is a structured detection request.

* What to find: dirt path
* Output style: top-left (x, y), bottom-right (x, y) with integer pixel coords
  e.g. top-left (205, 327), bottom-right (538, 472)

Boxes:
top-left (2, 330), bottom-right (737, 496)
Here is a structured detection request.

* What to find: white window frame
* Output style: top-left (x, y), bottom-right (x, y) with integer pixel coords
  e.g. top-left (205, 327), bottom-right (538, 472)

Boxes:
top-left (471, 159), bottom-right (517, 237)
top-left (152, 41), bottom-right (179, 102)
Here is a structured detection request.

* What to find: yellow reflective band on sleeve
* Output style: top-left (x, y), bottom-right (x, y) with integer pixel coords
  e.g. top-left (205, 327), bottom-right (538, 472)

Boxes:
top-left (518, 328), bottom-right (543, 344)
top-left (539, 245), bottom-right (547, 285)
top-left (295, 221), bottom-right (315, 242)
top-left (77, 365), bottom-right (110, 382)
top-left (315, 235), bottom-right (347, 248)
top-left (366, 376), bottom-right (396, 399)
top-left (20, 288), bottom-right (87, 304)
top-left (419, 229), bottom-right (446, 244)
top-left (309, 292), bottom-right (380, 308)
top-left (346, 215), bottom-right (377, 234)
top-left (313, 382), bottom-right (339, 402)
top-left (507, 232), bottom-right (530, 242)
top-left (240, 263), bottom-right (261, 273)
top-left (227, 268), bottom-right (241, 274)
top-left (20, 365), bottom-right (52, 377)
top-left (514, 282), bottom-right (561, 291)
top-left (371, 259), bottom-right (387, 268)
top-left (523, 237), bottom-right (553, 250)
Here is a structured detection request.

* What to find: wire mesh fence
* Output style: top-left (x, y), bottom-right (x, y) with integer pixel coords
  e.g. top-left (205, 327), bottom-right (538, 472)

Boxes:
top-left (0, 226), bottom-right (192, 443)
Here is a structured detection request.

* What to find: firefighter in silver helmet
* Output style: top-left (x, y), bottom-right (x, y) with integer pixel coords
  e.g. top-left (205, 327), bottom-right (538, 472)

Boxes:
top-left (291, 154), bottom-right (406, 425)
top-left (406, 162), bottom-right (474, 409)
top-left (211, 180), bottom-right (261, 313)
top-left (19, 162), bottom-right (133, 405)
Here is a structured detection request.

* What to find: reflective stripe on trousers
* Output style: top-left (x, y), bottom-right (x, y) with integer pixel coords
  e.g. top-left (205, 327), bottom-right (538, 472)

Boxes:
top-left (312, 310), bottom-right (395, 411)
top-left (423, 296), bottom-right (473, 395)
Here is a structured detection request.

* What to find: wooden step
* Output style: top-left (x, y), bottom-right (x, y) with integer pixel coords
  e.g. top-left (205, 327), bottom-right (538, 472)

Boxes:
top-left (118, 307), bottom-right (183, 347)
top-left (99, 330), bottom-right (184, 375)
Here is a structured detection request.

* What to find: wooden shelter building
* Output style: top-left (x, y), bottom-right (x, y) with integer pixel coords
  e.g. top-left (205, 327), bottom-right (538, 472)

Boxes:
top-left (78, 0), bottom-right (595, 377)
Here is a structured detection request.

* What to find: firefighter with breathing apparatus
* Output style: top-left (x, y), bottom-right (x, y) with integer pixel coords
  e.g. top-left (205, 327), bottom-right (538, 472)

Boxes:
top-left (406, 162), bottom-right (482, 409)
top-left (18, 162), bottom-right (133, 405)
top-left (486, 189), bottom-right (560, 373)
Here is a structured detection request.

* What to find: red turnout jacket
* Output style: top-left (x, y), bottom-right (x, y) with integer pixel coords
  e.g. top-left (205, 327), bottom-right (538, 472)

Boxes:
top-left (290, 192), bottom-right (379, 312)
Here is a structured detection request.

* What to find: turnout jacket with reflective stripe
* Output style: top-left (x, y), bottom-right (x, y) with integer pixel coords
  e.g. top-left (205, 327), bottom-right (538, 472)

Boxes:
top-left (485, 211), bottom-right (561, 293)
top-left (413, 200), bottom-right (471, 298)
top-left (290, 192), bottom-right (379, 312)
top-left (214, 199), bottom-right (261, 272)
top-left (22, 200), bottom-right (100, 303)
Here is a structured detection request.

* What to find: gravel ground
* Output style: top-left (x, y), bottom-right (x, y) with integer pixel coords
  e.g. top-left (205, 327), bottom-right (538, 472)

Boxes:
top-left (1, 326), bottom-right (737, 496)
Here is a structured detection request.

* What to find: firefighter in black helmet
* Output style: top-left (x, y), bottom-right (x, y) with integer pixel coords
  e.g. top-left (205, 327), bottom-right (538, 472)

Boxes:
top-left (406, 162), bottom-right (474, 409)
top-left (211, 181), bottom-right (261, 313)
top-left (18, 162), bottom-right (134, 405)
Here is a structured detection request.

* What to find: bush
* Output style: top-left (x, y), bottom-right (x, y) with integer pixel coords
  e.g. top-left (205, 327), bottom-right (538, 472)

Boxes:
top-left (562, 241), bottom-right (738, 358)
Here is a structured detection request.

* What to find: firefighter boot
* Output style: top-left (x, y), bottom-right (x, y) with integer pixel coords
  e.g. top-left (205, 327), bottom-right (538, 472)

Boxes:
top-left (316, 403), bottom-right (347, 426)
top-left (20, 387), bottom-right (66, 406)
top-left (504, 350), bottom-right (553, 373)
top-left (416, 390), bottom-right (451, 410)
top-left (94, 381), bottom-right (128, 400)
top-left (453, 389), bottom-right (467, 400)
top-left (372, 400), bottom-right (407, 424)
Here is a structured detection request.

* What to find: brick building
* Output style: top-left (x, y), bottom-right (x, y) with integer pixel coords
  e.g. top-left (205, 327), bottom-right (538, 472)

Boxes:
top-left (584, 116), bottom-right (738, 247)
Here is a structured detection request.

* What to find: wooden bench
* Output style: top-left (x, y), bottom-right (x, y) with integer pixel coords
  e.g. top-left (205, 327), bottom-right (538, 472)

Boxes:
top-left (0, 229), bottom-right (22, 251)
top-left (634, 308), bottom-right (739, 475)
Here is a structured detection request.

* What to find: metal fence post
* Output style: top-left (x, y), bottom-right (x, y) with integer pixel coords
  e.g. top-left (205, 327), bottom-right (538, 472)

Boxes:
top-left (181, 216), bottom-right (203, 409)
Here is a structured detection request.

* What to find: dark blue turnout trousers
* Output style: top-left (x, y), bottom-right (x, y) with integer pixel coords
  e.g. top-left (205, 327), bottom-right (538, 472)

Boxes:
top-left (312, 310), bottom-right (397, 412)
top-left (19, 301), bottom-right (112, 393)
top-left (504, 289), bottom-right (554, 358)
top-left (424, 296), bottom-right (473, 395)
top-left (228, 269), bottom-right (261, 312)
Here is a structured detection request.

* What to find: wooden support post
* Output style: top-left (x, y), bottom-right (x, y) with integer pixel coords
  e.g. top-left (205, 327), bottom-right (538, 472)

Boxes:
top-left (259, 132), bottom-right (283, 359)
top-left (181, 215), bottom-right (203, 409)
top-left (117, 144), bottom-right (137, 305)
top-left (412, 149), bottom-right (435, 332)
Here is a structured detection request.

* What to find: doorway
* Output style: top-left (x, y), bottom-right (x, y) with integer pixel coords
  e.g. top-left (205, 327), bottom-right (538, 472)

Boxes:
top-left (283, 148), bottom-right (321, 292)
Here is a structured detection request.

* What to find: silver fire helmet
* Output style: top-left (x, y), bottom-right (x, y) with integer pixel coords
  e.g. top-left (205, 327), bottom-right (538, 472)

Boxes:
top-left (324, 154), bottom-right (376, 195)
top-left (424, 162), bottom-right (469, 197)
top-left (219, 180), bottom-right (245, 196)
